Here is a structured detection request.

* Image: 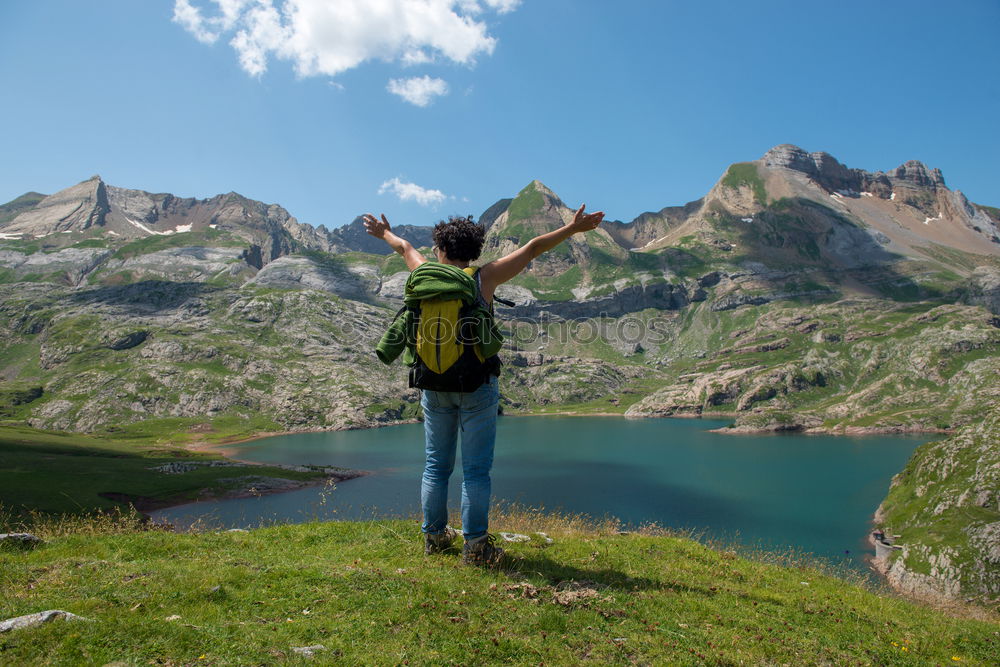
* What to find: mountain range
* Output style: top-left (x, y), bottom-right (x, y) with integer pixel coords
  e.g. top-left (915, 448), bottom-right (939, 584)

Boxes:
top-left (2, 145), bottom-right (998, 314)
top-left (1, 145), bottom-right (998, 604)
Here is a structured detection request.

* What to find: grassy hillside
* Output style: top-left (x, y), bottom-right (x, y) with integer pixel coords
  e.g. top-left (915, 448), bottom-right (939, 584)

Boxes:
top-left (0, 426), bottom-right (341, 518)
top-left (0, 281), bottom-right (410, 434)
top-left (875, 410), bottom-right (1000, 605)
top-left (721, 162), bottom-right (768, 206)
top-left (501, 298), bottom-right (1000, 433)
top-left (0, 192), bottom-right (46, 225)
top-left (1, 513), bottom-right (997, 665)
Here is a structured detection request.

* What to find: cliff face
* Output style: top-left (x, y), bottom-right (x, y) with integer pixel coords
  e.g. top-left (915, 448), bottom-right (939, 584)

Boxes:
top-left (874, 409), bottom-right (1000, 606)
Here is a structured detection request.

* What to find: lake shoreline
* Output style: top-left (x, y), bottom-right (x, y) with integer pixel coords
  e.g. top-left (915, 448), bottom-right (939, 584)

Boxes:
top-left (710, 424), bottom-right (952, 436)
top-left (149, 412), bottom-right (941, 524)
top-left (106, 439), bottom-right (370, 519)
top-left (109, 467), bottom-right (365, 518)
top-left (183, 410), bottom-right (951, 453)
top-left (183, 410), bottom-right (955, 456)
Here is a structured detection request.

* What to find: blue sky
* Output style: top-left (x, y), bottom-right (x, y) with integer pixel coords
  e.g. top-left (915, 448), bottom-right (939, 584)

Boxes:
top-left (1, 1), bottom-right (998, 230)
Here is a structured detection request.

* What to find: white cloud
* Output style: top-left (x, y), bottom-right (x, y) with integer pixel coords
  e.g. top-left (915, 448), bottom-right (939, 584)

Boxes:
top-left (458, 0), bottom-right (520, 14)
top-left (387, 76), bottom-right (449, 107)
top-left (173, 0), bottom-right (219, 44)
top-left (483, 0), bottom-right (521, 13)
top-left (173, 0), bottom-right (518, 78)
top-left (230, 2), bottom-right (289, 76)
top-left (173, 0), bottom-right (251, 44)
top-left (378, 178), bottom-right (449, 206)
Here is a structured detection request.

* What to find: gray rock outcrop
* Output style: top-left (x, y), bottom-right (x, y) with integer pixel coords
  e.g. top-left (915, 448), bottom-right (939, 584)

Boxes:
top-left (0, 533), bottom-right (44, 549)
top-left (100, 247), bottom-right (252, 283)
top-left (964, 267), bottom-right (1000, 314)
top-left (0, 247), bottom-right (112, 285)
top-left (500, 280), bottom-right (691, 320)
top-left (249, 255), bottom-right (379, 300)
top-left (874, 407), bottom-right (1000, 605)
top-left (1, 176), bottom-right (109, 236)
top-left (0, 610), bottom-right (91, 633)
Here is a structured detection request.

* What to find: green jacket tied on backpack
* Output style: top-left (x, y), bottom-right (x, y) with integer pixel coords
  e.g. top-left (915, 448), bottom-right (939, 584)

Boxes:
top-left (375, 262), bottom-right (503, 368)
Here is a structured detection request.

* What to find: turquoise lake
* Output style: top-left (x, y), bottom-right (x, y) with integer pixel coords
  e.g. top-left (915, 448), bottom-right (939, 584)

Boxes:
top-left (151, 416), bottom-right (929, 571)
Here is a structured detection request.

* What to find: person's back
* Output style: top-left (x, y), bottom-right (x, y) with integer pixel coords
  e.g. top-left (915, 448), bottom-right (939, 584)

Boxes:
top-left (364, 205), bottom-right (604, 565)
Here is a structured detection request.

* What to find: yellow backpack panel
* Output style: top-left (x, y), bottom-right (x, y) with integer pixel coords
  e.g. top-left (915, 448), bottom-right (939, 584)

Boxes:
top-left (414, 267), bottom-right (486, 373)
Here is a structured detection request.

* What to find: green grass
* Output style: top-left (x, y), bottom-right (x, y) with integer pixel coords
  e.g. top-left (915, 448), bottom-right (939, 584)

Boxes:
top-left (363, 400), bottom-right (421, 420)
top-left (915, 243), bottom-right (999, 273)
top-left (0, 191), bottom-right (45, 225)
top-left (0, 512), bottom-right (996, 665)
top-left (111, 229), bottom-right (240, 260)
top-left (94, 413), bottom-right (285, 445)
top-left (509, 265), bottom-right (583, 301)
top-left (0, 426), bottom-right (324, 517)
top-left (721, 163), bottom-right (768, 206)
top-left (68, 238), bottom-right (109, 250)
top-left (0, 385), bottom-right (44, 419)
top-left (506, 181), bottom-right (546, 225)
top-left (526, 376), bottom-right (670, 415)
top-left (875, 416), bottom-right (1000, 591)
top-left (381, 249), bottom-right (434, 274)
top-left (974, 203), bottom-right (1000, 223)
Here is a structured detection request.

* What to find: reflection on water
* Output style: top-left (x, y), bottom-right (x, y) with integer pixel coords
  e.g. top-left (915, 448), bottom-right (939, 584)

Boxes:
top-left (152, 416), bottom-right (928, 571)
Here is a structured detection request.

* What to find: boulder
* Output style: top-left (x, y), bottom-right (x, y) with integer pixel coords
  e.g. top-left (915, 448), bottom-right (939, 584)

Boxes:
top-left (0, 610), bottom-right (91, 633)
top-left (0, 533), bottom-right (44, 549)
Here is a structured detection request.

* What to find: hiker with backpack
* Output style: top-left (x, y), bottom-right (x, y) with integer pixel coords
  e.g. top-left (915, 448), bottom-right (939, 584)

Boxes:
top-left (364, 205), bottom-right (604, 565)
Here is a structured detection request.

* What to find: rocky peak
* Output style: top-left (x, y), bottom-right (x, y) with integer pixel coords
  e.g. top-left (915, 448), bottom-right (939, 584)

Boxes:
top-left (761, 144), bottom-right (817, 172)
top-left (480, 180), bottom-right (575, 260)
top-left (760, 145), bottom-right (951, 199)
top-left (761, 145), bottom-right (857, 186)
top-left (527, 179), bottom-right (559, 200)
top-left (328, 216), bottom-right (433, 254)
top-left (527, 180), bottom-right (568, 210)
top-left (0, 176), bottom-right (109, 235)
top-left (504, 181), bottom-right (569, 224)
top-left (889, 160), bottom-right (946, 189)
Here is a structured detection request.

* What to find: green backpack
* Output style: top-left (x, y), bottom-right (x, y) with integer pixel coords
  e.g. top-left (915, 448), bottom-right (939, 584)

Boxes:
top-left (376, 262), bottom-right (510, 392)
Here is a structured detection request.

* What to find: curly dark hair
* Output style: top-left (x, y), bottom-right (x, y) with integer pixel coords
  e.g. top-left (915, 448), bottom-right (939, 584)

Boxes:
top-left (432, 215), bottom-right (486, 262)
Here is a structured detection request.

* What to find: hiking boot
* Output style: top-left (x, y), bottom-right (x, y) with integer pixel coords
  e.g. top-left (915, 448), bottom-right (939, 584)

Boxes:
top-left (462, 533), bottom-right (505, 567)
top-left (424, 526), bottom-right (459, 555)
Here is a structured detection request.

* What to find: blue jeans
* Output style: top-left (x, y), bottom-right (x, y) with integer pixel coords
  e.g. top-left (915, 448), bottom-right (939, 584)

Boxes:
top-left (420, 376), bottom-right (499, 541)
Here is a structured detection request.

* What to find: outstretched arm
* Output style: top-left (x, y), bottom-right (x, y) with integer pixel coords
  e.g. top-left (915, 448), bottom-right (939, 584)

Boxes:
top-left (478, 204), bottom-right (604, 301)
top-left (363, 213), bottom-right (426, 271)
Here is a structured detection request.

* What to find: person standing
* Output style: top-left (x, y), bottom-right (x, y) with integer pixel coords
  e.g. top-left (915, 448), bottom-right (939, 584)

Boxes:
top-left (364, 204), bottom-right (604, 565)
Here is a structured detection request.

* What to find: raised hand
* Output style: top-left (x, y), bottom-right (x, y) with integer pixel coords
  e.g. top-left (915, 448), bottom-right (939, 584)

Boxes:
top-left (569, 204), bottom-right (605, 233)
top-left (362, 213), bottom-right (391, 239)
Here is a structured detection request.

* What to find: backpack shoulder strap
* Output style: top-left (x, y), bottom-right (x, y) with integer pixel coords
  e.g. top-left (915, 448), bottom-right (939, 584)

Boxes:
top-left (469, 267), bottom-right (515, 309)
top-left (389, 304), bottom-right (408, 322)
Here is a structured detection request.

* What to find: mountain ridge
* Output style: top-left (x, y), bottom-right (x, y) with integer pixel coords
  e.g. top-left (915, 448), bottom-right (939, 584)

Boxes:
top-left (4, 145), bottom-right (997, 259)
